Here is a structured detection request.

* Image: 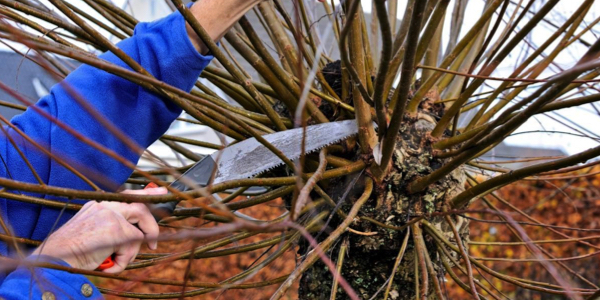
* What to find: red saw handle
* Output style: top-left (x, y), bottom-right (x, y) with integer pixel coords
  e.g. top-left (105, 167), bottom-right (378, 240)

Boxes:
top-left (97, 254), bottom-right (115, 271)
top-left (96, 183), bottom-right (159, 271)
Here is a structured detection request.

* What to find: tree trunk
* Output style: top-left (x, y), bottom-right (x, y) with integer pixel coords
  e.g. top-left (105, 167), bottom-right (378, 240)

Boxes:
top-left (299, 111), bottom-right (469, 299)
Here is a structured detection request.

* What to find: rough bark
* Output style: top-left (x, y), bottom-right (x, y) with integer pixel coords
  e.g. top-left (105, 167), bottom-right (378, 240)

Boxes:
top-left (297, 79), bottom-right (469, 299)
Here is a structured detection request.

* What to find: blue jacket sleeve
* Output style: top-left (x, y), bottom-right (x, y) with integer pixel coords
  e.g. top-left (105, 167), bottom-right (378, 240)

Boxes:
top-left (0, 256), bottom-right (103, 299)
top-left (0, 8), bottom-right (213, 298)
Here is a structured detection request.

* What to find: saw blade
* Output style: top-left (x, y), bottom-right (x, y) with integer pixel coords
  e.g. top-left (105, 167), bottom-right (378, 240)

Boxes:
top-left (211, 119), bottom-right (359, 184)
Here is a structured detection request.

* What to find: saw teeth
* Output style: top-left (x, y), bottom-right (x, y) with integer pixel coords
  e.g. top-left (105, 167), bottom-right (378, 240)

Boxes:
top-left (242, 133), bottom-right (355, 180)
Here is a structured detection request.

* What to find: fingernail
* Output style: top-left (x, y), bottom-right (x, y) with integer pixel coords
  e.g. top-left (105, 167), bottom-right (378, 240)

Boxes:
top-left (147, 187), bottom-right (168, 195)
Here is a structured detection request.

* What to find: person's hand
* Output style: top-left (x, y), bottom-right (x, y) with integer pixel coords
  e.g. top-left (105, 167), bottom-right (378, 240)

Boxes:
top-left (31, 187), bottom-right (167, 273)
top-left (185, 0), bottom-right (327, 54)
top-left (186, 0), bottom-right (262, 54)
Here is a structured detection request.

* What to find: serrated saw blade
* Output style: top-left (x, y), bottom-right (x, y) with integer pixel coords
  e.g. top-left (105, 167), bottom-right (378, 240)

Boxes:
top-left (212, 119), bottom-right (359, 183)
top-left (153, 120), bottom-right (362, 219)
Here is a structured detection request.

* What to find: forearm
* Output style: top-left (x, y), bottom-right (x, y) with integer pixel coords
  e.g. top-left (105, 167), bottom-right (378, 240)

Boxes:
top-left (3, 8), bottom-right (213, 245)
top-left (186, 0), bottom-right (262, 54)
top-left (0, 0), bottom-right (262, 254)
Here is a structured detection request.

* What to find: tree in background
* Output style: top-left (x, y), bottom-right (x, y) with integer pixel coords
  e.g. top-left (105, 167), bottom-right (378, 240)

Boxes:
top-left (2, 0), bottom-right (600, 299)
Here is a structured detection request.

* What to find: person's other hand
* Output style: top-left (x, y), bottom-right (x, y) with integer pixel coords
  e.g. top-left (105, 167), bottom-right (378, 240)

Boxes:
top-left (186, 0), bottom-right (324, 54)
top-left (31, 187), bottom-right (167, 273)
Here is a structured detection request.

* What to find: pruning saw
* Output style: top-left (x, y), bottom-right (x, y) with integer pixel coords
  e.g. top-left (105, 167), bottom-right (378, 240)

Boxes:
top-left (98, 119), bottom-right (361, 271)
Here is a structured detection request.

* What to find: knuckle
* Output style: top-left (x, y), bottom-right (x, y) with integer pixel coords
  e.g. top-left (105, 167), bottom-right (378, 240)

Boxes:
top-left (97, 207), bottom-right (116, 218)
top-left (133, 228), bottom-right (145, 240)
top-left (82, 201), bottom-right (96, 208)
top-left (108, 221), bottom-right (123, 232)
top-left (96, 201), bottom-right (110, 208)
top-left (125, 249), bottom-right (138, 261)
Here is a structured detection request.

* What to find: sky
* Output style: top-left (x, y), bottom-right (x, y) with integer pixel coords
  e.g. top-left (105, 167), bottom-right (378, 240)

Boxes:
top-left (358, 0), bottom-right (600, 156)
top-left (7, 0), bottom-right (600, 157)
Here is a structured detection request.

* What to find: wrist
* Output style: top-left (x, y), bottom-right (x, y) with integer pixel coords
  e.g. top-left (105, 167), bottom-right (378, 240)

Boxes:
top-left (25, 254), bottom-right (72, 267)
top-left (185, 0), bottom-right (262, 54)
top-left (31, 244), bottom-right (81, 269)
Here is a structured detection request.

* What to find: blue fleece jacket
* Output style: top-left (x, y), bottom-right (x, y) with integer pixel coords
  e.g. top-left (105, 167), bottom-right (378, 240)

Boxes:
top-left (0, 8), bottom-right (212, 299)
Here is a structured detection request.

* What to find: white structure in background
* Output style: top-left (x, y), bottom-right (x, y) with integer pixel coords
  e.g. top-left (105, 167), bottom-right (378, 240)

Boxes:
top-left (126, 0), bottom-right (224, 170)
top-left (122, 0), bottom-right (171, 22)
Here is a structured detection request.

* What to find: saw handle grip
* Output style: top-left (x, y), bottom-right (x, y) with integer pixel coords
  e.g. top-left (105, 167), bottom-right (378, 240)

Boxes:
top-left (150, 155), bottom-right (215, 220)
top-left (97, 254), bottom-right (115, 271)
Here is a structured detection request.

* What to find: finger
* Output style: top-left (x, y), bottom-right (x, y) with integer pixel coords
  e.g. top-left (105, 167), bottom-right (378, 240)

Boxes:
top-left (105, 202), bottom-right (160, 250)
top-left (104, 222), bottom-right (143, 273)
top-left (81, 201), bottom-right (95, 209)
top-left (79, 201), bottom-right (99, 213)
top-left (129, 203), bottom-right (160, 250)
top-left (104, 246), bottom-right (135, 273)
top-left (121, 187), bottom-right (168, 195)
top-left (98, 202), bottom-right (159, 249)
top-left (61, 201), bottom-right (96, 227)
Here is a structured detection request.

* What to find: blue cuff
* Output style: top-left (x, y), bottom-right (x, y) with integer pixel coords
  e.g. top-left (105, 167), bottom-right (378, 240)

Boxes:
top-left (130, 2), bottom-right (214, 86)
top-left (0, 255), bottom-right (103, 299)
top-left (173, 2), bottom-right (215, 70)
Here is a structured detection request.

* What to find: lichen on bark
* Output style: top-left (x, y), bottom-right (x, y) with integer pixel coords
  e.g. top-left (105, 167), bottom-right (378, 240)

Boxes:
top-left (295, 64), bottom-right (469, 299)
